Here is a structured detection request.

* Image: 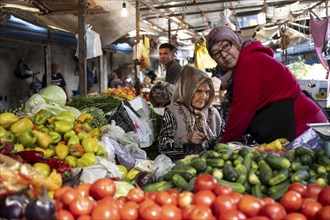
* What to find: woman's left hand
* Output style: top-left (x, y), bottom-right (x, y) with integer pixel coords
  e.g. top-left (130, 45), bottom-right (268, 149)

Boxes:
top-left (189, 131), bottom-right (205, 144)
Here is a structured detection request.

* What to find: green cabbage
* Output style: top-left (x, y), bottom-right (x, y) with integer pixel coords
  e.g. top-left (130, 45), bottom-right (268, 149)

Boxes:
top-left (39, 85), bottom-right (67, 106)
top-left (24, 94), bottom-right (46, 114)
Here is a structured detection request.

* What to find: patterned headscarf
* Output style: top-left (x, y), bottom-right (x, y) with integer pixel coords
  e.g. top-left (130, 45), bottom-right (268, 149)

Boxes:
top-left (206, 26), bottom-right (243, 56)
top-left (171, 64), bottom-right (215, 139)
top-left (149, 81), bottom-right (175, 107)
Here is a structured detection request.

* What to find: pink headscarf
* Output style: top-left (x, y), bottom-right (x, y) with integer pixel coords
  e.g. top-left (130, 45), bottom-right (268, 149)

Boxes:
top-left (206, 26), bottom-right (243, 56)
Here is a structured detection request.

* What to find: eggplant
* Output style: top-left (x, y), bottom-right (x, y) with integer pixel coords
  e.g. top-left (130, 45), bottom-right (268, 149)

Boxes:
top-left (62, 168), bottom-right (83, 187)
top-left (0, 187), bottom-right (30, 219)
top-left (25, 185), bottom-right (56, 220)
top-left (134, 171), bottom-right (156, 188)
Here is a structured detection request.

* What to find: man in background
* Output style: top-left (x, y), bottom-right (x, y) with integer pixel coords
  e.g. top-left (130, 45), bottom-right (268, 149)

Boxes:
top-left (159, 43), bottom-right (182, 84)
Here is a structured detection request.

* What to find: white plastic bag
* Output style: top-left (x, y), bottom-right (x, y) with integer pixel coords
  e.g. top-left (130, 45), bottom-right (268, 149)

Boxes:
top-left (75, 24), bottom-right (103, 59)
top-left (151, 154), bottom-right (175, 179)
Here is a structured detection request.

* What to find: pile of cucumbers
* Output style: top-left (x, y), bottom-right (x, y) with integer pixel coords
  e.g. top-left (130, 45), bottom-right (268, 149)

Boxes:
top-left (143, 144), bottom-right (330, 200)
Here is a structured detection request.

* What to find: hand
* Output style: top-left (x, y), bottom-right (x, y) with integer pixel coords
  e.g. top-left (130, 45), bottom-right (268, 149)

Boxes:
top-left (181, 131), bottom-right (205, 144)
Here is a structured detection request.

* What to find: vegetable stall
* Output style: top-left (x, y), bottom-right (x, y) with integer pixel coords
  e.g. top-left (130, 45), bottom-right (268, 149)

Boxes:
top-left (0, 85), bottom-right (329, 220)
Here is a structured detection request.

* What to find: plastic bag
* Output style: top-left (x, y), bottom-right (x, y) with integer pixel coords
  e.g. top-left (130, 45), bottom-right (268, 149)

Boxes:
top-left (75, 24), bottom-right (103, 59)
top-left (285, 128), bottom-right (325, 151)
top-left (151, 154), bottom-right (175, 179)
top-left (194, 38), bottom-right (217, 69)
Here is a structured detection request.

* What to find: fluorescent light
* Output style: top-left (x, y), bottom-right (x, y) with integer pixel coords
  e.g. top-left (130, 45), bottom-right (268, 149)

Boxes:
top-left (2, 4), bottom-right (40, 12)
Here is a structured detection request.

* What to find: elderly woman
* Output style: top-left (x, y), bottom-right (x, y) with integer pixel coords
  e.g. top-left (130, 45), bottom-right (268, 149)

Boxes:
top-left (206, 26), bottom-right (328, 144)
top-left (157, 65), bottom-right (225, 161)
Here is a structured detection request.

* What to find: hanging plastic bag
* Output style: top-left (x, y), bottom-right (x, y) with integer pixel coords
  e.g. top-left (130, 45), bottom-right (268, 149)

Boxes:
top-left (133, 36), bottom-right (151, 69)
top-left (194, 38), bottom-right (217, 69)
top-left (75, 24), bottom-right (103, 59)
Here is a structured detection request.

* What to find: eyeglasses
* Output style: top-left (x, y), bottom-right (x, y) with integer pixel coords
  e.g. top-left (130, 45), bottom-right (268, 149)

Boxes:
top-left (211, 42), bottom-right (232, 59)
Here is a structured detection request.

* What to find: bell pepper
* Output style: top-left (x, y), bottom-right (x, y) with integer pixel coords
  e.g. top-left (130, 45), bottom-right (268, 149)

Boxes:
top-left (88, 128), bottom-right (100, 139)
top-left (17, 130), bottom-right (37, 147)
top-left (34, 130), bottom-right (52, 149)
top-left (69, 143), bottom-right (84, 157)
top-left (55, 112), bottom-right (76, 124)
top-left (35, 147), bottom-right (54, 159)
top-left (0, 140), bottom-right (14, 155)
top-left (46, 158), bottom-right (72, 178)
top-left (33, 162), bottom-right (51, 178)
top-left (82, 137), bottom-right (98, 153)
top-left (65, 155), bottom-right (77, 168)
top-left (73, 123), bottom-right (89, 134)
top-left (34, 109), bottom-right (53, 125)
top-left (0, 126), bottom-right (7, 138)
top-left (67, 135), bottom-right (80, 146)
top-left (48, 131), bottom-right (62, 144)
top-left (54, 143), bottom-right (69, 159)
top-left (54, 121), bottom-right (74, 134)
top-left (10, 117), bottom-right (34, 135)
top-left (39, 126), bottom-right (49, 134)
top-left (1, 131), bottom-right (16, 142)
top-left (13, 150), bottom-right (44, 164)
top-left (47, 115), bottom-right (57, 124)
top-left (77, 131), bottom-right (91, 141)
top-left (83, 123), bottom-right (92, 132)
top-left (13, 143), bottom-right (25, 152)
top-left (0, 112), bottom-right (19, 128)
top-left (77, 113), bottom-right (93, 123)
top-left (76, 152), bottom-right (97, 167)
top-left (95, 144), bottom-right (106, 157)
top-left (63, 130), bottom-right (76, 141)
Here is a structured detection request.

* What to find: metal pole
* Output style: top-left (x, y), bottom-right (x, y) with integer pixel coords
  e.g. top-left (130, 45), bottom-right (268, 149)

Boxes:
top-left (134, 0), bottom-right (140, 96)
top-left (78, 0), bottom-right (87, 95)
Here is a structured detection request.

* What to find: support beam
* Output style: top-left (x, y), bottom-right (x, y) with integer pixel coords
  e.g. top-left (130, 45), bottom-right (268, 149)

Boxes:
top-left (78, 0), bottom-right (87, 95)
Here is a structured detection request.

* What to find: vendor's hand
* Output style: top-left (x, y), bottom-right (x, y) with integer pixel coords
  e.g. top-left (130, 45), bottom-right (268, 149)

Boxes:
top-left (181, 131), bottom-right (205, 144)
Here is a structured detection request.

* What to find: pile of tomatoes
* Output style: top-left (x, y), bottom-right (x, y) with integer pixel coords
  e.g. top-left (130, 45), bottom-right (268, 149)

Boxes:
top-left (53, 174), bottom-right (330, 220)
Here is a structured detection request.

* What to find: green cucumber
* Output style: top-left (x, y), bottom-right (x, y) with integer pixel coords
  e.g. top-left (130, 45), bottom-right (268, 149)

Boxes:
top-left (265, 154), bottom-right (291, 170)
top-left (223, 163), bottom-right (238, 182)
top-left (143, 181), bottom-right (174, 192)
top-left (258, 160), bottom-right (273, 185)
top-left (190, 158), bottom-right (207, 173)
top-left (243, 152), bottom-right (253, 173)
top-left (235, 164), bottom-right (247, 184)
top-left (206, 158), bottom-right (225, 168)
top-left (269, 169), bottom-right (289, 186)
top-left (267, 179), bottom-right (291, 195)
top-left (269, 182), bottom-right (289, 201)
top-left (284, 149), bottom-right (296, 162)
top-left (216, 179), bottom-right (245, 193)
top-left (251, 182), bottom-right (263, 199)
top-left (172, 174), bottom-right (188, 189)
top-left (291, 170), bottom-right (310, 182)
top-left (291, 162), bottom-right (309, 171)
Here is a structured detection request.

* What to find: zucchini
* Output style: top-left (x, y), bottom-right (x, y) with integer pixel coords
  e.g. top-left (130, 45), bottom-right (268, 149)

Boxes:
top-left (190, 158), bottom-right (207, 173)
top-left (172, 174), bottom-right (188, 189)
top-left (217, 179), bottom-right (245, 193)
top-left (223, 163), bottom-right (239, 182)
top-left (258, 160), bottom-right (273, 185)
top-left (269, 169), bottom-right (289, 186)
top-left (265, 154), bottom-right (291, 170)
top-left (206, 158), bottom-right (225, 168)
top-left (291, 170), bottom-right (310, 182)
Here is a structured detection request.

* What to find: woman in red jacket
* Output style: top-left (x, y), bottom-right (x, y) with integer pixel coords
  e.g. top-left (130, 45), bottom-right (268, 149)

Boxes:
top-left (206, 26), bottom-right (328, 144)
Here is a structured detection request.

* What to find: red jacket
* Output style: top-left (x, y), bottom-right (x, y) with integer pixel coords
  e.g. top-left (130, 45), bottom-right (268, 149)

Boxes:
top-left (222, 41), bottom-right (328, 143)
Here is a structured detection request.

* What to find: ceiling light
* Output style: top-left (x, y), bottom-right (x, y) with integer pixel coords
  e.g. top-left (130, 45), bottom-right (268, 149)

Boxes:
top-left (121, 1), bottom-right (128, 17)
top-left (2, 4), bottom-right (40, 12)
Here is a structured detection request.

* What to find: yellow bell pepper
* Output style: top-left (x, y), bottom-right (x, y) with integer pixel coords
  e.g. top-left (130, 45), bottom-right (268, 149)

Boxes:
top-left (35, 147), bottom-right (54, 158)
top-left (54, 144), bottom-right (69, 159)
top-left (54, 121), bottom-right (74, 134)
top-left (65, 155), bottom-right (77, 168)
top-left (88, 128), bottom-right (100, 139)
top-left (76, 152), bottom-right (97, 167)
top-left (10, 117), bottom-right (33, 135)
top-left (49, 131), bottom-right (62, 144)
top-left (77, 113), bottom-right (93, 123)
top-left (34, 130), bottom-right (52, 149)
top-left (82, 137), bottom-right (98, 153)
top-left (63, 130), bottom-right (76, 141)
top-left (68, 134), bottom-right (80, 146)
top-left (0, 112), bottom-right (19, 128)
top-left (55, 111), bottom-right (76, 124)
top-left (77, 131), bottom-right (91, 141)
top-left (0, 126), bottom-right (7, 138)
top-left (33, 163), bottom-right (51, 178)
top-left (126, 167), bottom-right (141, 180)
top-left (13, 144), bottom-right (24, 152)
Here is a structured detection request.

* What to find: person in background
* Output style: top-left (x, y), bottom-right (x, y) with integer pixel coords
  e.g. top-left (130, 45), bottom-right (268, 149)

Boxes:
top-left (42, 63), bottom-right (70, 100)
top-left (159, 43), bottom-right (182, 84)
top-left (108, 72), bottom-right (123, 88)
top-left (206, 26), bottom-right (328, 144)
top-left (146, 70), bottom-right (157, 84)
top-left (157, 65), bottom-right (225, 161)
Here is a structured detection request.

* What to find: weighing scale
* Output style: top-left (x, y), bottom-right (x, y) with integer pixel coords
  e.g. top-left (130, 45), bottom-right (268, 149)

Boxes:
top-left (307, 123), bottom-right (330, 157)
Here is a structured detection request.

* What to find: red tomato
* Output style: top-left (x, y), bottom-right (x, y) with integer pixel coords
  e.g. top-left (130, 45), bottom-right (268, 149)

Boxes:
top-left (316, 205), bottom-right (330, 220)
top-left (139, 203), bottom-right (162, 220)
top-left (229, 192), bottom-right (244, 204)
top-left (280, 190), bottom-right (303, 213)
top-left (182, 205), bottom-right (196, 220)
top-left (262, 197), bottom-right (275, 205)
top-left (119, 201), bottom-right (138, 220)
top-left (91, 203), bottom-right (120, 220)
top-left (301, 198), bottom-right (322, 220)
top-left (288, 182), bottom-right (307, 198)
top-left (145, 191), bottom-right (157, 200)
top-left (194, 173), bottom-right (217, 192)
top-left (258, 203), bottom-right (286, 220)
top-left (318, 186), bottom-right (330, 206)
top-left (246, 216), bottom-right (270, 220)
top-left (220, 209), bottom-right (246, 220)
top-left (55, 198), bottom-right (64, 211)
top-left (161, 204), bottom-right (182, 220)
top-left (138, 198), bottom-right (155, 214)
top-left (69, 196), bottom-right (94, 217)
top-left (177, 191), bottom-right (194, 208)
top-left (127, 187), bottom-right (145, 203)
top-left (237, 195), bottom-right (264, 217)
top-left (283, 212), bottom-right (307, 220)
top-left (56, 209), bottom-right (75, 220)
top-left (213, 184), bottom-right (232, 196)
top-left (167, 188), bottom-right (180, 198)
top-left (189, 205), bottom-right (214, 220)
top-left (75, 183), bottom-right (92, 198)
top-left (154, 191), bottom-right (177, 206)
top-left (61, 188), bottom-right (79, 208)
top-left (305, 184), bottom-right (323, 199)
top-left (89, 178), bottom-right (116, 200)
top-left (193, 189), bottom-right (216, 207)
top-left (212, 194), bottom-right (237, 218)
top-left (54, 186), bottom-right (72, 200)
top-left (76, 215), bottom-right (91, 220)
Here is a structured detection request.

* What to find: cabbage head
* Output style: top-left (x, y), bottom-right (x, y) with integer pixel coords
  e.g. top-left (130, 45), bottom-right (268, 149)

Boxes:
top-left (39, 85), bottom-right (67, 106)
top-left (25, 94), bottom-right (46, 114)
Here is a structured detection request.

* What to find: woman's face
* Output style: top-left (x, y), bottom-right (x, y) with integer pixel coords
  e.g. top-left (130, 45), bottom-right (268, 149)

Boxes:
top-left (210, 40), bottom-right (240, 71)
top-left (192, 81), bottom-right (210, 110)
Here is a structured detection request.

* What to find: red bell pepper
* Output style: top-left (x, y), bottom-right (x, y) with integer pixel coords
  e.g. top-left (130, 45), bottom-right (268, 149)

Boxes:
top-left (13, 150), bottom-right (44, 164)
top-left (46, 158), bottom-right (72, 178)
